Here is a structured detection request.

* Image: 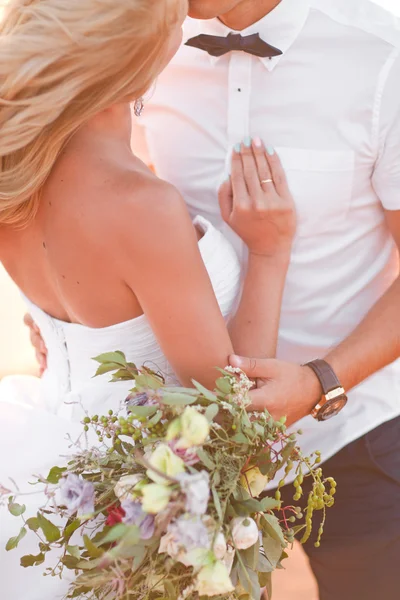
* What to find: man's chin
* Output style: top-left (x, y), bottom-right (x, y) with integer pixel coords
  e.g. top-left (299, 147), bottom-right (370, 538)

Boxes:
top-left (188, 0), bottom-right (239, 20)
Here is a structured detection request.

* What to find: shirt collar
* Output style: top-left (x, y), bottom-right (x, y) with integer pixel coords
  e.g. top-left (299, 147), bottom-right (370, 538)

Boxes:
top-left (183, 0), bottom-right (310, 71)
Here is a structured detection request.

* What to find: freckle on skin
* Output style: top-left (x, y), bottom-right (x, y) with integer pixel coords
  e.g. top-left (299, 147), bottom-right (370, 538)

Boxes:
top-left (62, 275), bottom-right (66, 280)
top-left (42, 242), bottom-right (46, 249)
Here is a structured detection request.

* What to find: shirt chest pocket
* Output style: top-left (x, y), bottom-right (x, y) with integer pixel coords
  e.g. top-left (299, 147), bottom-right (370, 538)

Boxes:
top-left (276, 148), bottom-right (355, 237)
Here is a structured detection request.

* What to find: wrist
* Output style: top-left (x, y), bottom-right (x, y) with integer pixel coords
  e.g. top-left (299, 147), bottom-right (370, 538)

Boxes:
top-left (299, 365), bottom-right (323, 413)
top-left (248, 248), bottom-right (291, 267)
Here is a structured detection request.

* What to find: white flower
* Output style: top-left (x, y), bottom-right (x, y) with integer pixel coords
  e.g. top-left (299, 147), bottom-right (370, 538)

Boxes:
top-left (231, 517), bottom-right (259, 550)
top-left (177, 471), bottom-right (210, 515)
top-left (196, 561), bottom-right (235, 597)
top-left (114, 474), bottom-right (144, 501)
top-left (213, 532), bottom-right (227, 560)
top-left (147, 444), bottom-right (185, 484)
top-left (141, 483), bottom-right (171, 514)
top-left (159, 515), bottom-right (210, 567)
top-left (240, 465), bottom-right (269, 498)
top-left (178, 407), bottom-right (210, 449)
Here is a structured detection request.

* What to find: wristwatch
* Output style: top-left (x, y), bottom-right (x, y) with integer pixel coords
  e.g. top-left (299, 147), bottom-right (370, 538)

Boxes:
top-left (304, 359), bottom-right (348, 422)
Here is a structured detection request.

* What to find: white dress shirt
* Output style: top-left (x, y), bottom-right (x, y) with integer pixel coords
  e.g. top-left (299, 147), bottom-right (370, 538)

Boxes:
top-left (132, 0), bottom-right (400, 480)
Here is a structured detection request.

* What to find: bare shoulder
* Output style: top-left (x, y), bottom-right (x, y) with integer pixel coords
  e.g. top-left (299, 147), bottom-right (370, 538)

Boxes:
top-left (95, 167), bottom-right (198, 272)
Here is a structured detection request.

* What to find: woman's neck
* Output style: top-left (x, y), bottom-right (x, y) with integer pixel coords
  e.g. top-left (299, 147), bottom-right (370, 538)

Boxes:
top-left (219, 0), bottom-right (281, 31)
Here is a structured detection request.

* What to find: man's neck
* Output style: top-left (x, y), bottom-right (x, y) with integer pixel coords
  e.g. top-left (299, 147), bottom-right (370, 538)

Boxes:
top-left (219, 0), bottom-right (282, 31)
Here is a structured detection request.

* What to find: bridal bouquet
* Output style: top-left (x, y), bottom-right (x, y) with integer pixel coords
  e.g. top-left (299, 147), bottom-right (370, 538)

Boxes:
top-left (5, 352), bottom-right (336, 600)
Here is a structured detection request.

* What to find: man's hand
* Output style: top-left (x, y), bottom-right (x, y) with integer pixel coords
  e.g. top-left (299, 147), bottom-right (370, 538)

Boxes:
top-left (229, 354), bottom-right (322, 427)
top-left (24, 314), bottom-right (47, 375)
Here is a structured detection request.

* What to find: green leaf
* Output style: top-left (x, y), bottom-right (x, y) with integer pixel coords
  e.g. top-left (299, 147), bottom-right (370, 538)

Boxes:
top-left (127, 405), bottom-right (158, 418)
top-left (100, 524), bottom-right (129, 545)
top-left (216, 377), bottom-right (232, 394)
top-left (258, 571), bottom-right (272, 596)
top-left (259, 497), bottom-right (280, 512)
top-left (37, 513), bottom-right (61, 543)
top-left (231, 432), bottom-right (250, 444)
top-left (8, 501), bottom-right (26, 517)
top-left (6, 527), bottom-right (27, 551)
top-left (67, 545), bottom-right (81, 559)
top-left (257, 452), bottom-right (273, 476)
top-left (62, 555), bottom-right (80, 570)
top-left (161, 392), bottom-right (197, 406)
top-left (204, 403), bottom-right (219, 423)
top-left (94, 363), bottom-right (120, 377)
top-left (238, 564), bottom-right (261, 600)
top-left (263, 535), bottom-right (283, 569)
top-left (241, 542), bottom-right (259, 571)
top-left (257, 552), bottom-right (274, 573)
top-left (196, 448), bottom-right (216, 470)
top-left (93, 351), bottom-right (127, 366)
top-left (135, 373), bottom-right (162, 390)
top-left (25, 517), bottom-right (40, 532)
top-left (83, 534), bottom-right (104, 558)
top-left (192, 380), bottom-right (218, 402)
top-left (20, 553), bottom-right (45, 568)
top-left (212, 486), bottom-right (223, 521)
top-left (148, 410), bottom-right (163, 427)
top-left (261, 514), bottom-right (286, 547)
top-left (64, 518), bottom-right (81, 541)
top-left (45, 466), bottom-right (67, 484)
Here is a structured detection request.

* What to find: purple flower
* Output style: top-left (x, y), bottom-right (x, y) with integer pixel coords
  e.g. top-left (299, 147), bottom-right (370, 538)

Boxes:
top-left (125, 392), bottom-right (155, 408)
top-left (177, 471), bottom-right (210, 515)
top-left (121, 499), bottom-right (155, 540)
top-left (159, 515), bottom-right (210, 561)
top-left (60, 474), bottom-right (95, 517)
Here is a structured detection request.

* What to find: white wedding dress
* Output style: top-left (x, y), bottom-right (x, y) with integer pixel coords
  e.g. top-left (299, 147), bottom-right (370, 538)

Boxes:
top-left (0, 216), bottom-right (241, 600)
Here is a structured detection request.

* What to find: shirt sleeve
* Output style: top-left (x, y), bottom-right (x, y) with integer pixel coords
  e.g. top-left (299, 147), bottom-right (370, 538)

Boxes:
top-left (372, 50), bottom-right (400, 211)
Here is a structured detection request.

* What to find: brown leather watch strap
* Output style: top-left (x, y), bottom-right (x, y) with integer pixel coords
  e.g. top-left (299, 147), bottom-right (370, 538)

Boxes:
top-left (304, 359), bottom-right (341, 395)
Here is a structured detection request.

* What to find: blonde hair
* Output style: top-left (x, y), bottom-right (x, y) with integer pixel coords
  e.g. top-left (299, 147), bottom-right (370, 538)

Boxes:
top-left (0, 0), bottom-right (186, 227)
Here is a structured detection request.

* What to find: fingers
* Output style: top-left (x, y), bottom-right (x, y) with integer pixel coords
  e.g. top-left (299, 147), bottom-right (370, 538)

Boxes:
top-left (23, 313), bottom-right (34, 329)
top-left (218, 178), bottom-right (233, 224)
top-left (229, 354), bottom-right (269, 378)
top-left (240, 139), bottom-right (262, 200)
top-left (252, 139), bottom-right (273, 202)
top-left (230, 147), bottom-right (248, 210)
top-left (248, 387), bottom-right (270, 412)
top-left (265, 147), bottom-right (290, 198)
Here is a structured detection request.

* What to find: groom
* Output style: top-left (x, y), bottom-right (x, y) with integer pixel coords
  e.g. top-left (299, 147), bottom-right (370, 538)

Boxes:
top-left (28, 0), bottom-right (400, 598)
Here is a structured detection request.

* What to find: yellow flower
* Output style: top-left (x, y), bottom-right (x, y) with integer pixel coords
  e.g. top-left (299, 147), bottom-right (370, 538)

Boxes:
top-left (147, 444), bottom-right (185, 484)
top-left (178, 407), bottom-right (210, 449)
top-left (196, 561), bottom-right (235, 597)
top-left (240, 465), bottom-right (268, 498)
top-left (141, 484), bottom-right (172, 514)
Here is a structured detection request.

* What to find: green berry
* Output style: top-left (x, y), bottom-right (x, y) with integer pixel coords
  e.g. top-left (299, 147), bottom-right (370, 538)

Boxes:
top-left (83, 417), bottom-right (90, 424)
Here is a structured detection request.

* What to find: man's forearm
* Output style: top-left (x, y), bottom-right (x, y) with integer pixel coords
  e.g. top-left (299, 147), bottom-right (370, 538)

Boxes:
top-left (325, 276), bottom-right (400, 391)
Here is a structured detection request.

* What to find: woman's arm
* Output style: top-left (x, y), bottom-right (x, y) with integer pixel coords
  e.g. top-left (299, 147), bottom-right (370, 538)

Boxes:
top-left (220, 142), bottom-right (296, 358)
top-left (119, 144), bottom-right (295, 389)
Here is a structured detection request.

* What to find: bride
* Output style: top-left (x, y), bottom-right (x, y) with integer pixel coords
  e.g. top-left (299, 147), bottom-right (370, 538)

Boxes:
top-left (0, 0), bottom-right (295, 598)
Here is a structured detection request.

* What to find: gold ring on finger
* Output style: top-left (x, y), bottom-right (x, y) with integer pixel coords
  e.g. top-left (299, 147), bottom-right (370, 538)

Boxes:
top-left (261, 178), bottom-right (273, 184)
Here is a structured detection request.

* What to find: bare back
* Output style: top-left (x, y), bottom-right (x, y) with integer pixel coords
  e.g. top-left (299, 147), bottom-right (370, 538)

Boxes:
top-left (0, 120), bottom-right (201, 329)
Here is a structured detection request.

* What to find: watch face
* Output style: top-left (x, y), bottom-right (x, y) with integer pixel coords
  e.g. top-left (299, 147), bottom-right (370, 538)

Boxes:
top-left (318, 397), bottom-right (348, 421)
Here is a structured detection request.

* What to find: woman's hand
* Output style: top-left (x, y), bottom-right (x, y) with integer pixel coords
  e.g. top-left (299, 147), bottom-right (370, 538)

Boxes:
top-left (218, 139), bottom-right (296, 259)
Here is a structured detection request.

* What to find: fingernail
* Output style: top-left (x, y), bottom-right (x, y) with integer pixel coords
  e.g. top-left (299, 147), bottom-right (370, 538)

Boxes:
top-left (253, 137), bottom-right (263, 148)
top-left (234, 143), bottom-right (241, 153)
top-left (267, 146), bottom-right (275, 155)
top-left (243, 136), bottom-right (252, 148)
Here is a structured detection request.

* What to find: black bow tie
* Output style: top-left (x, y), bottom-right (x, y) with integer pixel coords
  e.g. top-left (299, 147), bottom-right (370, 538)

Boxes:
top-left (185, 32), bottom-right (282, 59)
